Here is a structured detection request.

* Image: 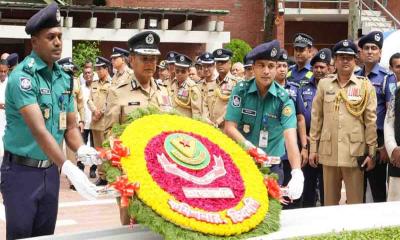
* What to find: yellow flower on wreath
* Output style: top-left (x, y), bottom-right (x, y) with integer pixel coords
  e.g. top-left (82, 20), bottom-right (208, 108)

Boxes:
top-left (120, 114), bottom-right (269, 236)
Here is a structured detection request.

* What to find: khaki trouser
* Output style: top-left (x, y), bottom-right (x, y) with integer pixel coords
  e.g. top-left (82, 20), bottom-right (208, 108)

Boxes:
top-left (323, 165), bottom-right (364, 206)
top-left (91, 130), bottom-right (105, 148)
top-left (116, 197), bottom-right (131, 225)
top-left (388, 177), bottom-right (400, 201)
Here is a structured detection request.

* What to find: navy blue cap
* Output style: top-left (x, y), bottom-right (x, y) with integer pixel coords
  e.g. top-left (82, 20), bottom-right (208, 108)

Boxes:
top-left (199, 52), bottom-right (215, 64)
top-left (194, 56), bottom-right (202, 66)
top-left (57, 57), bottom-right (77, 72)
top-left (174, 54), bottom-right (193, 68)
top-left (212, 48), bottom-right (233, 61)
top-left (95, 56), bottom-right (111, 67)
top-left (311, 48), bottom-right (332, 66)
top-left (6, 53), bottom-right (19, 68)
top-left (358, 31), bottom-right (383, 49)
top-left (277, 49), bottom-right (288, 62)
top-left (247, 40), bottom-right (280, 61)
top-left (243, 54), bottom-right (254, 68)
top-left (165, 51), bottom-right (178, 64)
top-left (128, 31), bottom-right (160, 55)
top-left (25, 3), bottom-right (61, 35)
top-left (293, 33), bottom-right (313, 48)
top-left (111, 47), bottom-right (129, 58)
top-left (333, 39), bottom-right (358, 56)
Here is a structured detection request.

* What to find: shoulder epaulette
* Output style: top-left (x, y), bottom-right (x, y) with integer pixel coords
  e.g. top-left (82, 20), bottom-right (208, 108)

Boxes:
top-left (22, 57), bottom-right (36, 75)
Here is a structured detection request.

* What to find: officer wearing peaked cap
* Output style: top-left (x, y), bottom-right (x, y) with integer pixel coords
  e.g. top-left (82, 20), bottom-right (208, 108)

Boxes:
top-left (243, 53), bottom-right (254, 81)
top-left (6, 53), bottom-right (19, 72)
top-left (356, 30), bottom-right (396, 203)
top-left (309, 39), bottom-right (377, 206)
top-left (201, 48), bottom-right (241, 128)
top-left (170, 54), bottom-right (203, 118)
top-left (296, 48), bottom-right (332, 208)
top-left (111, 47), bottom-right (134, 86)
top-left (197, 52), bottom-right (216, 123)
top-left (165, 51), bottom-right (178, 81)
top-left (287, 33), bottom-right (314, 87)
top-left (224, 40), bottom-right (304, 201)
top-left (2, 3), bottom-right (98, 239)
top-left (104, 31), bottom-right (172, 225)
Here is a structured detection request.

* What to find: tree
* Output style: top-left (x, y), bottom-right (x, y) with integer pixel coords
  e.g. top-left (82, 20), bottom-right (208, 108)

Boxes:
top-left (224, 39), bottom-right (252, 63)
top-left (72, 41), bottom-right (101, 73)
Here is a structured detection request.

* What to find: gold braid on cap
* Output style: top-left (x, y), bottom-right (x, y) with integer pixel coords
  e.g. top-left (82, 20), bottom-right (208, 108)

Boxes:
top-left (334, 79), bottom-right (370, 117)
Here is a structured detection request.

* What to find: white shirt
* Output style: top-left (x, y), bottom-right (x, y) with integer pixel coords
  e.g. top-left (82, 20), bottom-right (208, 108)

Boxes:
top-left (82, 82), bottom-right (92, 130)
top-left (0, 77), bottom-right (8, 157)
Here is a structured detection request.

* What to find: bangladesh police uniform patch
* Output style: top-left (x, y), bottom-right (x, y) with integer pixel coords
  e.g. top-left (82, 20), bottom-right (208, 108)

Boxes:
top-left (282, 106), bottom-right (292, 116)
top-left (20, 77), bottom-right (32, 91)
top-left (232, 95), bottom-right (241, 107)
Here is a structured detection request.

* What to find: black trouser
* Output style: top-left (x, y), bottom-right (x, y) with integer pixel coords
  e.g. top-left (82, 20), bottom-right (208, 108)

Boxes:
top-left (81, 129), bottom-right (94, 147)
top-left (364, 130), bottom-right (387, 202)
top-left (282, 160), bottom-right (303, 209)
top-left (302, 164), bottom-right (324, 207)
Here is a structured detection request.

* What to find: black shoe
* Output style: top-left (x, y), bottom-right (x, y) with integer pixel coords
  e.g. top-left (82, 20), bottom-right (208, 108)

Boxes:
top-left (77, 161), bottom-right (85, 171)
top-left (89, 165), bottom-right (97, 178)
top-left (69, 184), bottom-right (76, 191)
top-left (95, 178), bottom-right (108, 186)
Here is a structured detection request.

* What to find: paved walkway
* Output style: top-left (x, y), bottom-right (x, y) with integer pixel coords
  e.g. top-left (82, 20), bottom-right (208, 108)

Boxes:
top-left (0, 170), bottom-right (121, 240)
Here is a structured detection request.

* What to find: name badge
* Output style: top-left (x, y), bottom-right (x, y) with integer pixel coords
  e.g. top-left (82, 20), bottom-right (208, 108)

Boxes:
top-left (40, 88), bottom-right (51, 95)
top-left (59, 111), bottom-right (67, 130)
top-left (242, 108), bottom-right (256, 116)
top-left (259, 130), bottom-right (268, 148)
top-left (128, 102), bottom-right (140, 106)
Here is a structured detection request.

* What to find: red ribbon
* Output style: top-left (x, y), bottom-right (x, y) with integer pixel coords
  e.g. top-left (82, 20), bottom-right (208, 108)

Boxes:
top-left (110, 176), bottom-right (140, 208)
top-left (247, 147), bottom-right (268, 164)
top-left (97, 139), bottom-right (130, 168)
top-left (264, 177), bottom-right (281, 200)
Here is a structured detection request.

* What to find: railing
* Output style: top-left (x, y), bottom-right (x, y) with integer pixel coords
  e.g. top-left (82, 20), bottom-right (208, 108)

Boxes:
top-left (368, 0), bottom-right (400, 28)
top-left (284, 0), bottom-right (349, 13)
top-left (360, 0), bottom-right (391, 30)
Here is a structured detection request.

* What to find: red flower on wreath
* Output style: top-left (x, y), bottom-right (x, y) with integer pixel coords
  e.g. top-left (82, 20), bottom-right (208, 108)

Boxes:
top-left (110, 175), bottom-right (140, 207)
top-left (264, 177), bottom-right (281, 200)
top-left (97, 139), bottom-right (130, 168)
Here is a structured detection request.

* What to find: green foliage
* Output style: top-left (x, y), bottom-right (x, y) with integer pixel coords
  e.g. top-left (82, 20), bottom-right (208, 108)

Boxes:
top-left (72, 41), bottom-right (101, 73)
top-left (224, 39), bottom-right (252, 64)
top-left (302, 226), bottom-right (400, 240)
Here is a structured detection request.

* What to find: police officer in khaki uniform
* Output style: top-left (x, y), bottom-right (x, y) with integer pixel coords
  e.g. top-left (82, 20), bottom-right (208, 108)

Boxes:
top-left (165, 51), bottom-right (178, 83)
top-left (170, 53), bottom-right (203, 118)
top-left (309, 40), bottom-right (377, 206)
top-left (111, 47), bottom-right (133, 86)
top-left (104, 31), bottom-right (172, 225)
top-left (88, 57), bottom-right (111, 149)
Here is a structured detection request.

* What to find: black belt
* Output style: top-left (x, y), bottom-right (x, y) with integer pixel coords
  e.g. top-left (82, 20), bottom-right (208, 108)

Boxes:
top-left (4, 151), bottom-right (53, 169)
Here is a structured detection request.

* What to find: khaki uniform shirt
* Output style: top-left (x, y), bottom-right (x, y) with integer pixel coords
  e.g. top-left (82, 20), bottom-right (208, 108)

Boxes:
top-left (111, 66), bottom-right (134, 86)
top-left (170, 78), bottom-right (203, 118)
top-left (104, 76), bottom-right (172, 133)
top-left (202, 73), bottom-right (238, 126)
top-left (310, 74), bottom-right (377, 167)
top-left (88, 78), bottom-right (111, 131)
top-left (72, 76), bottom-right (85, 123)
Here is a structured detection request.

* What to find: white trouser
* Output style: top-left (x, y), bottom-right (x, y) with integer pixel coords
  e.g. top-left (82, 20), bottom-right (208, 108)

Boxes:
top-left (387, 176), bottom-right (400, 201)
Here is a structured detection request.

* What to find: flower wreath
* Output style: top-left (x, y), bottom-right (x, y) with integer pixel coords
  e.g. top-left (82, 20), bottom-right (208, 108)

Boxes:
top-left (102, 107), bottom-right (281, 240)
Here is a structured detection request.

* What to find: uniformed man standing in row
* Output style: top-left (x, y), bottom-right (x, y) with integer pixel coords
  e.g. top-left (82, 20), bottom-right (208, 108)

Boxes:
top-left (287, 33), bottom-right (314, 87)
top-left (203, 49), bottom-right (238, 128)
top-left (243, 54), bottom-right (254, 81)
top-left (309, 40), bottom-right (377, 206)
top-left (1, 3), bottom-right (98, 239)
top-left (165, 51), bottom-right (177, 82)
top-left (224, 40), bottom-right (304, 201)
top-left (111, 47), bottom-right (133, 86)
top-left (104, 31), bottom-right (172, 225)
top-left (170, 54), bottom-right (203, 118)
top-left (355, 31), bottom-right (395, 203)
top-left (297, 48), bottom-right (332, 207)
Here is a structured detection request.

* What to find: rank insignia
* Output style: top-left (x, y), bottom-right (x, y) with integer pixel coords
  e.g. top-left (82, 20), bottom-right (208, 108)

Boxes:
top-left (282, 106), bottom-right (292, 117)
top-left (243, 124), bottom-right (251, 133)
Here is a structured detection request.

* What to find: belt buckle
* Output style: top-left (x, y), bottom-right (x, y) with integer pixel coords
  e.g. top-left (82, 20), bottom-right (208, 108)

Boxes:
top-left (38, 160), bottom-right (51, 168)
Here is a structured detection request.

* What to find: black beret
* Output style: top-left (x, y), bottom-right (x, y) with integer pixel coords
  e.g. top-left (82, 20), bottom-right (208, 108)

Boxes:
top-left (111, 47), bottom-right (129, 58)
top-left (95, 56), bottom-right (111, 67)
top-left (358, 31), bottom-right (383, 49)
top-left (310, 48), bottom-right (332, 66)
top-left (332, 39), bottom-right (358, 56)
top-left (247, 40), bottom-right (280, 61)
top-left (293, 33), bottom-right (313, 48)
top-left (165, 51), bottom-right (178, 64)
top-left (128, 31), bottom-right (160, 55)
top-left (277, 49), bottom-right (288, 62)
top-left (175, 54), bottom-right (193, 68)
top-left (6, 53), bottom-right (19, 68)
top-left (199, 52), bottom-right (215, 64)
top-left (212, 48), bottom-right (233, 61)
top-left (25, 3), bottom-right (61, 35)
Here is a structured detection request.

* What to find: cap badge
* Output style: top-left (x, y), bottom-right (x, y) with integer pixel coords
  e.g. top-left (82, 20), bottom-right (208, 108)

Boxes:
top-left (56, 9), bottom-right (61, 23)
top-left (146, 33), bottom-right (154, 44)
top-left (295, 35), bottom-right (303, 42)
top-left (217, 49), bottom-right (222, 55)
top-left (180, 56), bottom-right (185, 62)
top-left (283, 53), bottom-right (288, 59)
top-left (270, 48), bottom-right (277, 58)
top-left (320, 52), bottom-right (326, 59)
top-left (374, 33), bottom-right (381, 42)
top-left (205, 53), bottom-right (209, 58)
top-left (343, 41), bottom-right (349, 47)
